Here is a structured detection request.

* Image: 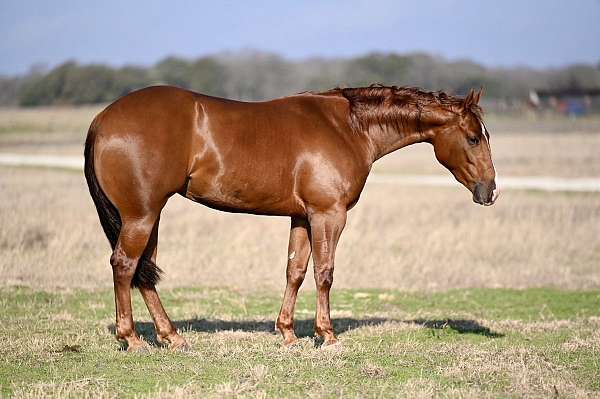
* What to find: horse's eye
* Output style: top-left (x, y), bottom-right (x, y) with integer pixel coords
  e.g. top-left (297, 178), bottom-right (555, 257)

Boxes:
top-left (467, 136), bottom-right (480, 146)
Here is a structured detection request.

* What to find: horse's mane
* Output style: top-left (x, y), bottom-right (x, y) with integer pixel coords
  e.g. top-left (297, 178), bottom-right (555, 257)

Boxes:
top-left (317, 84), bottom-right (483, 134)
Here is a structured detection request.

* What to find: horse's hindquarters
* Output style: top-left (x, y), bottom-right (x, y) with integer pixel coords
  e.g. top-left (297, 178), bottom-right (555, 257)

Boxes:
top-left (92, 86), bottom-right (198, 215)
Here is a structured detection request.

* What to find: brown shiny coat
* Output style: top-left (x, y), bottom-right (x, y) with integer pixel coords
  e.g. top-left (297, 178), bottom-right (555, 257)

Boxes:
top-left (85, 85), bottom-right (497, 350)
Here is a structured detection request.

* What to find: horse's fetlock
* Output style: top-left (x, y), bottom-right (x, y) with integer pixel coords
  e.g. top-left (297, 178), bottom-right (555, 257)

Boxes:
top-left (314, 324), bottom-right (333, 337)
top-left (276, 318), bottom-right (293, 332)
top-left (115, 325), bottom-right (134, 341)
top-left (156, 325), bottom-right (177, 342)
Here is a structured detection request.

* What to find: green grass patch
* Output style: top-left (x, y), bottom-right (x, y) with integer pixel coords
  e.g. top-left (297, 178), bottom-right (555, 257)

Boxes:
top-left (1, 287), bottom-right (599, 398)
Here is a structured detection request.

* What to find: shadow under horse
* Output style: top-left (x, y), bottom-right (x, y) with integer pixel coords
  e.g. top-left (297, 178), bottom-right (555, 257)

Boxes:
top-left (109, 317), bottom-right (503, 348)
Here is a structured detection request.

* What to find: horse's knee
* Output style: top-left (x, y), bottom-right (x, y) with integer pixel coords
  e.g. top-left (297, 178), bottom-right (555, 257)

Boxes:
top-left (314, 264), bottom-right (334, 289)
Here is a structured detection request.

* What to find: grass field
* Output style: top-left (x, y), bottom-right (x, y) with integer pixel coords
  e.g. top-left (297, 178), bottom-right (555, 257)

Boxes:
top-left (2, 287), bottom-right (599, 398)
top-left (1, 106), bottom-right (600, 398)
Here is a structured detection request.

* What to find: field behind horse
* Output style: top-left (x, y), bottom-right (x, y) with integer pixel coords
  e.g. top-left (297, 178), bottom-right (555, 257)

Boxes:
top-left (1, 107), bottom-right (600, 397)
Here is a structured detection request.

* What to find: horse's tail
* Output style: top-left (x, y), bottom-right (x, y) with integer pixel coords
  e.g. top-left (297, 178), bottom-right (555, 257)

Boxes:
top-left (84, 124), bottom-right (162, 288)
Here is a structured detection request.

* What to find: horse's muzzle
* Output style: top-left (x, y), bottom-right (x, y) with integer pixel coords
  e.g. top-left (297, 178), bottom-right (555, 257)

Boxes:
top-left (473, 181), bottom-right (498, 206)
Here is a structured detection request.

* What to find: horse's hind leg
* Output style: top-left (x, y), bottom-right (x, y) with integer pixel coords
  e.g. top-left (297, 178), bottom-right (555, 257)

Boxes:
top-left (111, 213), bottom-right (158, 352)
top-left (276, 217), bottom-right (312, 346)
top-left (138, 216), bottom-right (190, 351)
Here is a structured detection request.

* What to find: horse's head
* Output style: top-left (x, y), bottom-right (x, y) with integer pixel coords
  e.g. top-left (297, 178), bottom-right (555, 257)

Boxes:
top-left (431, 89), bottom-right (499, 206)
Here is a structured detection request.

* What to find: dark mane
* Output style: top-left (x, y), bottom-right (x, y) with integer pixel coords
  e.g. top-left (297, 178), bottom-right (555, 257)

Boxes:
top-left (318, 84), bottom-right (483, 134)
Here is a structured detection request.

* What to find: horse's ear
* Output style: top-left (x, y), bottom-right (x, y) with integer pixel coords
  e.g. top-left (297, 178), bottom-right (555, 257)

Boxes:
top-left (463, 89), bottom-right (476, 110)
top-left (474, 87), bottom-right (484, 105)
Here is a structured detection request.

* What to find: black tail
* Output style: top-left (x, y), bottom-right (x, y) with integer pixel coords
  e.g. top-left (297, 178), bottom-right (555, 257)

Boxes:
top-left (84, 127), bottom-right (162, 288)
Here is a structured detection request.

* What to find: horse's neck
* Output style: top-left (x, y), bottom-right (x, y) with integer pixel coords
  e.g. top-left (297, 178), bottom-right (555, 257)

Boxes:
top-left (347, 98), bottom-right (441, 162)
top-left (366, 123), bottom-right (430, 162)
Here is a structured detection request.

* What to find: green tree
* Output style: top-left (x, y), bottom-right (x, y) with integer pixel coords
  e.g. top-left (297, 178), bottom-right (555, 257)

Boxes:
top-left (188, 57), bottom-right (227, 96)
top-left (345, 53), bottom-right (411, 86)
top-left (154, 56), bottom-right (193, 87)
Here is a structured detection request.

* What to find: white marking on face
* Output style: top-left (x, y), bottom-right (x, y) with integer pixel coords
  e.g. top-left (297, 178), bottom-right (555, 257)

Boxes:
top-left (288, 251), bottom-right (296, 260)
top-left (481, 120), bottom-right (499, 202)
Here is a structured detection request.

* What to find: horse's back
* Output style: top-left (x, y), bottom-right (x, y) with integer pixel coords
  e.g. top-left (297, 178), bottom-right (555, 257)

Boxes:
top-left (88, 86), bottom-right (369, 217)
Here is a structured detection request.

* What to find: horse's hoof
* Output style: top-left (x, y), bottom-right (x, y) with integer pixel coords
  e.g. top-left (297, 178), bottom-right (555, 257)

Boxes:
top-left (126, 342), bottom-right (150, 353)
top-left (321, 339), bottom-right (341, 351)
top-left (282, 337), bottom-right (301, 348)
top-left (169, 337), bottom-right (192, 352)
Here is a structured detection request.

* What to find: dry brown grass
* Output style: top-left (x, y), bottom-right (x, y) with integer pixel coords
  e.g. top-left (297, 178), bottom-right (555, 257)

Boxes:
top-left (0, 106), bottom-right (101, 136)
top-left (1, 165), bottom-right (599, 291)
top-left (11, 378), bottom-right (114, 399)
top-left (0, 106), bottom-right (101, 159)
top-left (1, 107), bottom-right (599, 290)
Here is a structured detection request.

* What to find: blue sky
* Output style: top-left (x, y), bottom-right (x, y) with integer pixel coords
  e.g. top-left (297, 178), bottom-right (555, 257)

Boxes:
top-left (1, 0), bottom-right (599, 75)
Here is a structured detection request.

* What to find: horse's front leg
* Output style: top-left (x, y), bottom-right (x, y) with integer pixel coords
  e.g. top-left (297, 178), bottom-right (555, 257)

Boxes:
top-left (276, 217), bottom-right (312, 346)
top-left (308, 207), bottom-right (347, 347)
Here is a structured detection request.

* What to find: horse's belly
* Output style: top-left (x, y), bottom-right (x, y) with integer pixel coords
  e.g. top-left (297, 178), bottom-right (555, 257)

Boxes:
top-left (184, 172), bottom-right (304, 216)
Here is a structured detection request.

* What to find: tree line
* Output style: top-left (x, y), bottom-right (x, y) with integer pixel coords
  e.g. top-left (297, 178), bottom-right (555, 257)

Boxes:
top-left (1, 50), bottom-right (599, 106)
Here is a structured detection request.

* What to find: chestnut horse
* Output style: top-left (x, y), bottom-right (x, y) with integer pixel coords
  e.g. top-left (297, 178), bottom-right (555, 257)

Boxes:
top-left (84, 85), bottom-right (498, 351)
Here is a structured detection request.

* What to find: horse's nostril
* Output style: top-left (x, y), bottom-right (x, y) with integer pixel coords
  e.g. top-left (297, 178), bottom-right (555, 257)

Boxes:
top-left (473, 182), bottom-right (496, 206)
